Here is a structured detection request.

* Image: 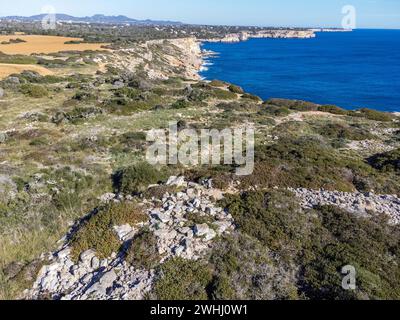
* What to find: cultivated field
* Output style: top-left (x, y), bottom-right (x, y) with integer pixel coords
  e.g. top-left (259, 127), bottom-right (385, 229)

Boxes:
top-left (0, 63), bottom-right (52, 79)
top-left (0, 35), bottom-right (109, 55)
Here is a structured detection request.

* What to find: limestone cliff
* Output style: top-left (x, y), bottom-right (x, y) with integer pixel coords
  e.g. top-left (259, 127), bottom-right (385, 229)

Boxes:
top-left (99, 37), bottom-right (203, 80)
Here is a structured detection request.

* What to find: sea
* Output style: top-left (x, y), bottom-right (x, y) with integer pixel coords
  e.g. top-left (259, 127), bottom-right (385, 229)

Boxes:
top-left (200, 29), bottom-right (400, 112)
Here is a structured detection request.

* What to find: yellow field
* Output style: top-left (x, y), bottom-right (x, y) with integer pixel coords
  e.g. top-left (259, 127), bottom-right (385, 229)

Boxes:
top-left (0, 35), bottom-right (109, 55)
top-left (0, 63), bottom-right (53, 79)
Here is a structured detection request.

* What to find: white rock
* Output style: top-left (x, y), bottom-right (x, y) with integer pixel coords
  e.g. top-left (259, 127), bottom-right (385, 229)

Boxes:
top-left (91, 256), bottom-right (100, 270)
top-left (113, 224), bottom-right (135, 241)
top-left (166, 176), bottom-right (186, 187)
top-left (79, 249), bottom-right (96, 265)
top-left (99, 193), bottom-right (116, 203)
top-left (152, 211), bottom-right (170, 223)
top-left (56, 247), bottom-right (71, 259)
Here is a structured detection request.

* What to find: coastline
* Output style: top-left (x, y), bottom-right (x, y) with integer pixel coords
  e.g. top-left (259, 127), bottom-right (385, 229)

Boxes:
top-left (199, 30), bottom-right (400, 114)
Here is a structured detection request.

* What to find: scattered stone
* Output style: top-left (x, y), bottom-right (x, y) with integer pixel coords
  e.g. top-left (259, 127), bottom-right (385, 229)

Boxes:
top-left (26, 176), bottom-right (235, 300)
top-left (290, 188), bottom-right (400, 225)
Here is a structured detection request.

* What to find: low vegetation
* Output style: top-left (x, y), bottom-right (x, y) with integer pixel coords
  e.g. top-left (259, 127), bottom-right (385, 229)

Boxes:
top-left (70, 202), bottom-right (147, 261)
top-left (0, 28), bottom-right (399, 300)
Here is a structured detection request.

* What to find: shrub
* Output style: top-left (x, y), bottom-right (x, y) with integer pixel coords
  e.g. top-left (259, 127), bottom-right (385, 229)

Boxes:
top-left (152, 258), bottom-right (212, 300)
top-left (300, 205), bottom-right (400, 300)
top-left (220, 190), bottom-right (309, 255)
top-left (171, 99), bottom-right (190, 109)
top-left (241, 137), bottom-right (365, 192)
top-left (70, 210), bottom-right (121, 261)
top-left (260, 105), bottom-right (291, 117)
top-left (125, 229), bottom-right (159, 269)
top-left (242, 93), bottom-right (262, 102)
top-left (209, 233), bottom-right (298, 300)
top-left (368, 148), bottom-right (400, 173)
top-left (315, 123), bottom-right (374, 141)
top-left (356, 108), bottom-right (394, 122)
top-left (212, 89), bottom-right (238, 100)
top-left (209, 80), bottom-right (226, 87)
top-left (72, 91), bottom-right (96, 101)
top-left (70, 202), bottom-right (147, 261)
top-left (143, 185), bottom-right (180, 200)
top-left (266, 98), bottom-right (319, 112)
top-left (219, 191), bottom-right (400, 300)
top-left (114, 87), bottom-right (140, 99)
top-left (188, 89), bottom-right (211, 102)
top-left (51, 107), bottom-right (103, 125)
top-left (0, 53), bottom-right (37, 65)
top-left (112, 162), bottom-right (165, 194)
top-left (118, 131), bottom-right (147, 150)
top-left (318, 105), bottom-right (348, 115)
top-left (228, 84), bottom-right (244, 94)
top-left (20, 84), bottom-right (48, 98)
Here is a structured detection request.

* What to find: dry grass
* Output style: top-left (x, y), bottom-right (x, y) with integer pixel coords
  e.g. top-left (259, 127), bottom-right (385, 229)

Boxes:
top-left (0, 63), bottom-right (53, 79)
top-left (0, 35), bottom-right (109, 55)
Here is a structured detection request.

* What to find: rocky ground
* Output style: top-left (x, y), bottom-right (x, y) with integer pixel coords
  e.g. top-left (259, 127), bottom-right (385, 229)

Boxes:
top-left (25, 176), bottom-right (234, 300)
top-left (290, 188), bottom-right (400, 225)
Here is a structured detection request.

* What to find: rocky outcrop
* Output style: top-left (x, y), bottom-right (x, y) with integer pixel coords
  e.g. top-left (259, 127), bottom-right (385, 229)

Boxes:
top-left (100, 37), bottom-right (203, 80)
top-left (25, 177), bottom-right (234, 300)
top-left (290, 188), bottom-right (400, 225)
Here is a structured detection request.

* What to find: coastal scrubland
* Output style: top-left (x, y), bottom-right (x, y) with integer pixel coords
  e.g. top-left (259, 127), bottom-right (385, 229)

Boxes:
top-left (0, 28), bottom-right (399, 300)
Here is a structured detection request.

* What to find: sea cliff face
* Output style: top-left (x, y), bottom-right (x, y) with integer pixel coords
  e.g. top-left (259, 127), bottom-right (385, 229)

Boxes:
top-left (100, 37), bottom-right (203, 80)
top-left (203, 29), bottom-right (316, 43)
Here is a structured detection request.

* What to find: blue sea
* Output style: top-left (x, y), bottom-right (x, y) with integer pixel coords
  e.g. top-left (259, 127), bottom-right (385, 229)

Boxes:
top-left (200, 30), bottom-right (400, 112)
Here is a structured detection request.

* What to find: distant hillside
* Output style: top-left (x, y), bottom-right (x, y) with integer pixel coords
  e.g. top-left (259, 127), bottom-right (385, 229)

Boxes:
top-left (0, 13), bottom-right (183, 26)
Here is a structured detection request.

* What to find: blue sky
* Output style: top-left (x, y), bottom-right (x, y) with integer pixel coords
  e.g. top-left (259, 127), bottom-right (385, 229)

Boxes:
top-left (1, 0), bottom-right (400, 29)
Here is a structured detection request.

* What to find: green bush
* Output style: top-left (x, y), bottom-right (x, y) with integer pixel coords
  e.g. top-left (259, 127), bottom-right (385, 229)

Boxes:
top-left (171, 99), bottom-right (190, 109)
top-left (242, 137), bottom-right (361, 192)
top-left (209, 233), bottom-right (298, 300)
top-left (260, 105), bottom-right (291, 117)
top-left (114, 87), bottom-right (140, 99)
top-left (20, 84), bottom-right (48, 98)
top-left (212, 89), bottom-right (238, 100)
top-left (126, 229), bottom-right (159, 269)
top-left (72, 91), bottom-right (96, 101)
top-left (112, 162), bottom-right (165, 194)
top-left (228, 84), bottom-right (244, 94)
top-left (152, 258), bottom-right (212, 300)
top-left (221, 190), bottom-right (308, 254)
top-left (242, 93), bottom-right (262, 102)
top-left (0, 53), bottom-right (37, 65)
top-left (70, 202), bottom-right (147, 261)
top-left (220, 191), bottom-right (400, 300)
top-left (265, 99), bottom-right (319, 112)
top-left (300, 205), bottom-right (400, 300)
top-left (318, 105), bottom-right (348, 115)
top-left (209, 80), bottom-right (226, 87)
top-left (368, 148), bottom-right (400, 173)
top-left (359, 108), bottom-right (394, 122)
top-left (315, 122), bottom-right (374, 141)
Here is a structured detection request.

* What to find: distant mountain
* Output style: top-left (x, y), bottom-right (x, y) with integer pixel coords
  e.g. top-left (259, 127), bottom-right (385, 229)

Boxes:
top-left (0, 14), bottom-right (183, 26)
